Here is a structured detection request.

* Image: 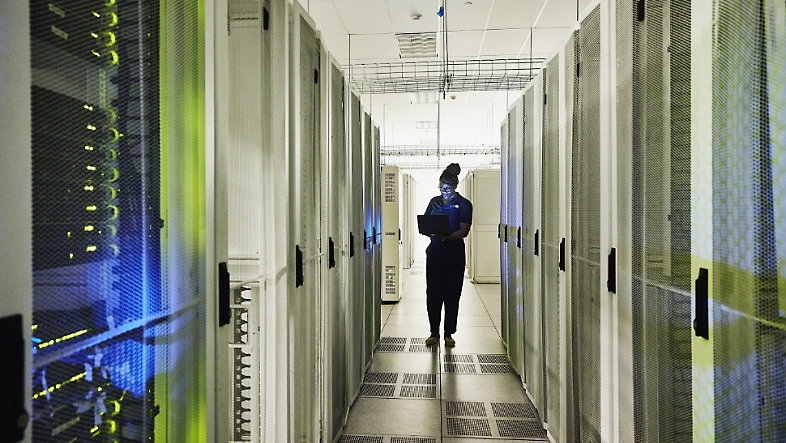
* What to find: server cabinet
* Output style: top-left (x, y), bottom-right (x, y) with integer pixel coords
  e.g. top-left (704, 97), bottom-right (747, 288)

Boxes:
top-left (27, 0), bottom-right (209, 441)
top-left (362, 113), bottom-right (381, 366)
top-left (288, 4), bottom-right (324, 441)
top-left (541, 55), bottom-right (564, 440)
top-left (0, 3), bottom-right (32, 441)
top-left (466, 169), bottom-right (501, 284)
top-left (382, 166), bottom-right (402, 302)
top-left (322, 53), bottom-right (349, 441)
top-left (347, 91), bottom-right (365, 403)
top-left (500, 121), bottom-right (510, 350)
top-left (507, 99), bottom-right (526, 379)
top-left (571, 5), bottom-right (603, 441)
top-left (373, 125), bottom-right (383, 344)
top-left (698, 1), bottom-right (786, 441)
top-left (619, 0), bottom-right (695, 441)
top-left (401, 173), bottom-right (416, 270)
top-left (222, 2), bottom-right (276, 440)
top-left (522, 84), bottom-right (543, 413)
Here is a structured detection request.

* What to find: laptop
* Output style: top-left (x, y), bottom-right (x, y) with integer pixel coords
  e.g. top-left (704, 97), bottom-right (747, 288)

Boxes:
top-left (417, 214), bottom-right (451, 235)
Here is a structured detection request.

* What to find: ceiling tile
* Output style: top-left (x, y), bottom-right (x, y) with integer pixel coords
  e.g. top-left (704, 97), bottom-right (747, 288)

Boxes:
top-left (306, 2), bottom-right (347, 35)
top-left (478, 28), bottom-right (533, 58)
top-left (332, 1), bottom-right (394, 35)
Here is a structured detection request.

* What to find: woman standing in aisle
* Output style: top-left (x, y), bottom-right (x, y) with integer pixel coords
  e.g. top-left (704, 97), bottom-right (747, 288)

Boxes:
top-left (423, 163), bottom-right (473, 347)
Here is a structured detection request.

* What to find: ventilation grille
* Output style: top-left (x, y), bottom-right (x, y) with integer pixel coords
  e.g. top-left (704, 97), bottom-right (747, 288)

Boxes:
top-left (395, 32), bottom-right (437, 58)
top-left (446, 418), bottom-right (493, 437)
top-left (385, 265), bottom-right (397, 295)
top-left (446, 401), bottom-right (487, 417)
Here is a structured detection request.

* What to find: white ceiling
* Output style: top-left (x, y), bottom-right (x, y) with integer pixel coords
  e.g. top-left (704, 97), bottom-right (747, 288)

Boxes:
top-left (301, 0), bottom-right (595, 169)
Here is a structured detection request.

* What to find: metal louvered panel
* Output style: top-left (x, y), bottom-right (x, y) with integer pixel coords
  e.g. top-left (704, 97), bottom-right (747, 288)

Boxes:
top-left (571, 6), bottom-right (602, 442)
top-left (629, 0), bottom-right (694, 441)
top-left (712, 1), bottom-right (786, 440)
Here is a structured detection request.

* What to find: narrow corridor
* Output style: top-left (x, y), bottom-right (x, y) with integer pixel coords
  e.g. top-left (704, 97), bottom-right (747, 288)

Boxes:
top-left (340, 257), bottom-right (547, 443)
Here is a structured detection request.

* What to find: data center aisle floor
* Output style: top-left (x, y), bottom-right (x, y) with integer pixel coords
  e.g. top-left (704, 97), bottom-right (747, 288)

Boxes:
top-left (340, 258), bottom-right (548, 443)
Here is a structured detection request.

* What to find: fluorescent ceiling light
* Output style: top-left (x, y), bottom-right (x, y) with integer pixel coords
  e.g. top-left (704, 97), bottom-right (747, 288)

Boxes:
top-left (408, 92), bottom-right (438, 104)
top-left (416, 121), bottom-right (438, 129)
top-left (396, 32), bottom-right (437, 58)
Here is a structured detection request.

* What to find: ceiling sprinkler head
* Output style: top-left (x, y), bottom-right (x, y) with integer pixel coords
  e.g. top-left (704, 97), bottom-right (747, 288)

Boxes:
top-left (411, 13), bottom-right (422, 21)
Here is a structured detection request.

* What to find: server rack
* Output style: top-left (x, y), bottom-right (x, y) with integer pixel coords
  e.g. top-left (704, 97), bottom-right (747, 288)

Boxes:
top-left (401, 173), bottom-right (416, 270)
top-left (347, 91), bottom-right (366, 403)
top-left (288, 4), bottom-right (324, 441)
top-left (382, 166), bottom-right (402, 302)
top-left (25, 0), bottom-right (209, 441)
top-left (324, 54), bottom-right (350, 441)
top-left (507, 99), bottom-right (526, 379)
top-left (222, 2), bottom-right (276, 440)
top-left (500, 120), bottom-right (510, 354)
top-left (465, 170), bottom-right (501, 283)
top-left (522, 84), bottom-right (543, 414)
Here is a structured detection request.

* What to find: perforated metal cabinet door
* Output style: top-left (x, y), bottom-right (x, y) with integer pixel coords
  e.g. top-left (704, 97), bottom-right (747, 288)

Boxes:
top-left (290, 7), bottom-right (324, 442)
top-left (500, 121), bottom-right (510, 348)
top-left (541, 57), bottom-right (562, 440)
top-left (363, 111), bottom-right (375, 367)
top-left (224, 2), bottom-right (273, 440)
top-left (627, 0), bottom-right (694, 441)
top-left (711, 1), bottom-right (786, 441)
top-left (30, 0), bottom-right (208, 441)
top-left (373, 125), bottom-right (383, 346)
top-left (507, 101), bottom-right (526, 378)
top-left (523, 84), bottom-right (542, 407)
top-left (327, 60), bottom-right (349, 439)
top-left (347, 91), bottom-right (366, 400)
top-left (570, 6), bottom-right (602, 442)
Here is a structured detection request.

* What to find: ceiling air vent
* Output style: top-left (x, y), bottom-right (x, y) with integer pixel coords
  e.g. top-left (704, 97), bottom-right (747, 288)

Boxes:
top-left (396, 32), bottom-right (437, 58)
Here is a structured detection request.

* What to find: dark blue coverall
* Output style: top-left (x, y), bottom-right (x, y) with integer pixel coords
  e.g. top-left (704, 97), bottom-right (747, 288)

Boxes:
top-left (424, 192), bottom-right (473, 337)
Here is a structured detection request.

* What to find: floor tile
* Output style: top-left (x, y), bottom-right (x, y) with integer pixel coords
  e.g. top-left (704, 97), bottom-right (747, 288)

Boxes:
top-left (343, 397), bottom-right (442, 436)
top-left (439, 374), bottom-right (526, 403)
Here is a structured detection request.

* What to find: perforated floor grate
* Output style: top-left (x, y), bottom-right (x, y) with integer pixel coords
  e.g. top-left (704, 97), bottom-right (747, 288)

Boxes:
top-left (376, 344), bottom-right (406, 352)
top-left (339, 436), bottom-right (384, 443)
top-left (492, 402), bottom-right (539, 419)
top-left (399, 385), bottom-right (437, 398)
top-left (364, 372), bottom-right (398, 384)
top-left (390, 438), bottom-right (436, 443)
top-left (496, 419), bottom-right (548, 439)
top-left (444, 363), bottom-right (477, 373)
top-left (380, 337), bottom-right (407, 344)
top-left (444, 354), bottom-right (474, 363)
top-left (408, 344), bottom-right (439, 353)
top-left (480, 364), bottom-right (516, 374)
top-left (359, 384), bottom-right (396, 397)
top-left (446, 417), bottom-right (493, 437)
top-left (446, 401), bottom-right (487, 417)
top-left (477, 354), bottom-right (509, 364)
top-left (409, 337), bottom-right (428, 345)
top-left (403, 373), bottom-right (437, 385)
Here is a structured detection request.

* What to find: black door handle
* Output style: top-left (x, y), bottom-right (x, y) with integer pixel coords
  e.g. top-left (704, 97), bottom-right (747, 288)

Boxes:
top-left (607, 248), bottom-right (616, 293)
top-left (349, 232), bottom-right (355, 257)
top-left (534, 230), bottom-right (539, 256)
top-left (559, 238), bottom-right (565, 271)
top-left (219, 262), bottom-right (231, 326)
top-left (329, 237), bottom-right (336, 269)
top-left (295, 245), bottom-right (304, 287)
top-left (0, 314), bottom-right (28, 440)
top-left (694, 268), bottom-right (709, 339)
